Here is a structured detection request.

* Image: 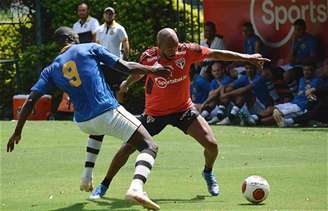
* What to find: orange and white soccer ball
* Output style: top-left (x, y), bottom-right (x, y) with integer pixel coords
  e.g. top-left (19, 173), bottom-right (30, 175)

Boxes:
top-left (242, 175), bottom-right (270, 204)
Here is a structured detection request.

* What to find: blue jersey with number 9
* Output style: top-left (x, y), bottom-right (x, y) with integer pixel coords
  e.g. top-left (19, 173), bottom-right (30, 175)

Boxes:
top-left (31, 43), bottom-right (120, 122)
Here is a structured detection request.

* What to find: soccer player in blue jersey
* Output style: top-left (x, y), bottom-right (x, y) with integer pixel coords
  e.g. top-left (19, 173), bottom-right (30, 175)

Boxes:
top-left (6, 26), bottom-right (171, 210)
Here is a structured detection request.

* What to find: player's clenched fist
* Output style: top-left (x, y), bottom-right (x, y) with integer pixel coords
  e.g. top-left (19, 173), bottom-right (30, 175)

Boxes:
top-left (117, 80), bottom-right (129, 103)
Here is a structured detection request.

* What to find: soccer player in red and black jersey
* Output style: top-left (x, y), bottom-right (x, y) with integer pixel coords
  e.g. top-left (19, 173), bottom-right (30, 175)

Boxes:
top-left (90, 28), bottom-right (270, 199)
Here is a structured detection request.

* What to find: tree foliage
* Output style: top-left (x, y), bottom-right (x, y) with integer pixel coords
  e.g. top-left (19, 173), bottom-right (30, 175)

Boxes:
top-left (0, 0), bottom-right (203, 117)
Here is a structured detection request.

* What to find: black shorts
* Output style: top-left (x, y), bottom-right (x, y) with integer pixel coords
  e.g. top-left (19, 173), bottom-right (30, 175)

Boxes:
top-left (136, 107), bottom-right (199, 136)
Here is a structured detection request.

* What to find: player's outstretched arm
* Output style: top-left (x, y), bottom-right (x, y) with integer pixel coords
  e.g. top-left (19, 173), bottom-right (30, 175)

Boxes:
top-left (124, 74), bottom-right (144, 88)
top-left (115, 60), bottom-right (171, 103)
top-left (95, 44), bottom-right (170, 77)
top-left (7, 92), bottom-right (42, 152)
top-left (207, 49), bottom-right (270, 70)
top-left (113, 59), bottom-right (171, 77)
top-left (117, 75), bottom-right (143, 103)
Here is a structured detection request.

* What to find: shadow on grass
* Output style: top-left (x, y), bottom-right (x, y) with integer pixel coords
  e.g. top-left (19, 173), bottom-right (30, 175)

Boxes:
top-left (239, 203), bottom-right (266, 206)
top-left (51, 202), bottom-right (88, 211)
top-left (300, 128), bottom-right (328, 132)
top-left (151, 194), bottom-right (210, 204)
top-left (51, 195), bottom-right (214, 211)
top-left (50, 199), bottom-right (139, 211)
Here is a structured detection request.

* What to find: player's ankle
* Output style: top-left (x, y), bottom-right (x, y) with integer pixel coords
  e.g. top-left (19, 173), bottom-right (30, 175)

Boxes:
top-left (203, 166), bottom-right (213, 173)
top-left (101, 177), bottom-right (112, 188)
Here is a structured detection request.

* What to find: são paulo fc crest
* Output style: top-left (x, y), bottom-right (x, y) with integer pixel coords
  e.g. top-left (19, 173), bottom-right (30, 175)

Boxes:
top-left (154, 77), bottom-right (168, 88)
top-left (175, 58), bottom-right (185, 69)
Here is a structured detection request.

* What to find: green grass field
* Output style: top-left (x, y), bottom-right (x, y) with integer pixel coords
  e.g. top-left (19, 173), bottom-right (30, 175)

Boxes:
top-left (1, 121), bottom-right (327, 211)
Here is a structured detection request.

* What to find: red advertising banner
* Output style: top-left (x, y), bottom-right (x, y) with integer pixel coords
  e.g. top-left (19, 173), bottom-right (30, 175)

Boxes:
top-left (204, 0), bottom-right (328, 62)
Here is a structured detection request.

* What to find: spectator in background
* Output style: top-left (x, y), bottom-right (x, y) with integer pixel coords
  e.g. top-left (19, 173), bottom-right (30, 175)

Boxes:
top-left (273, 62), bottom-right (323, 127)
top-left (201, 21), bottom-right (225, 50)
top-left (284, 59), bottom-right (328, 126)
top-left (288, 19), bottom-right (318, 66)
top-left (191, 65), bottom-right (212, 111)
top-left (242, 22), bottom-right (265, 56)
top-left (201, 64), bottom-right (250, 125)
top-left (262, 65), bottom-right (293, 104)
top-left (201, 61), bottom-right (232, 124)
top-left (240, 64), bottom-right (279, 126)
top-left (282, 19), bottom-right (318, 98)
top-left (199, 21), bottom-right (225, 74)
top-left (216, 63), bottom-right (273, 126)
top-left (209, 62), bottom-right (232, 91)
top-left (96, 7), bottom-right (129, 93)
top-left (96, 7), bottom-right (129, 59)
top-left (72, 2), bottom-right (99, 43)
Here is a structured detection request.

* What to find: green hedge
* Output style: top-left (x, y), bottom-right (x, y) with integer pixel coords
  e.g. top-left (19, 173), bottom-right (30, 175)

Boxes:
top-left (0, 23), bottom-right (22, 118)
top-left (41, 0), bottom-right (175, 60)
top-left (0, 0), bottom-right (203, 118)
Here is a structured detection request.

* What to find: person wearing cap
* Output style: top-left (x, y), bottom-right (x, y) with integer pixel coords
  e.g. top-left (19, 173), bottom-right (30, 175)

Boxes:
top-left (95, 7), bottom-right (129, 60)
top-left (95, 7), bottom-right (130, 93)
top-left (72, 2), bottom-right (99, 43)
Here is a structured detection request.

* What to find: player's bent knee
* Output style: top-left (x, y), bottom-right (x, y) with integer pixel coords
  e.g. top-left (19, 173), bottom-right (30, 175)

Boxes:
top-left (140, 141), bottom-right (158, 159)
top-left (128, 125), bottom-right (158, 155)
top-left (209, 140), bottom-right (218, 153)
top-left (136, 139), bottom-right (158, 157)
top-left (122, 143), bottom-right (137, 155)
top-left (204, 136), bottom-right (218, 153)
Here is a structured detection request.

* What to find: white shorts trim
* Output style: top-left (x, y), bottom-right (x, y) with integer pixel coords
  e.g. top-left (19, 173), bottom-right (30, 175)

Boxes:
top-left (76, 106), bottom-right (141, 142)
top-left (275, 103), bottom-right (304, 118)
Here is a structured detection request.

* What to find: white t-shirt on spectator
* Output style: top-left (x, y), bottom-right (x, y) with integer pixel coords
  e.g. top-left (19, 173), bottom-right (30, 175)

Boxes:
top-left (95, 21), bottom-right (128, 58)
top-left (73, 16), bottom-right (99, 34)
top-left (200, 36), bottom-right (225, 50)
top-left (200, 36), bottom-right (225, 74)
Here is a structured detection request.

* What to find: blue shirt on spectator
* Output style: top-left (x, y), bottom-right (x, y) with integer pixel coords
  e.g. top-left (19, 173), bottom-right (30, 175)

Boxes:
top-left (232, 74), bottom-right (249, 89)
top-left (31, 43), bottom-right (120, 122)
top-left (210, 75), bottom-right (233, 90)
top-left (251, 74), bottom-right (271, 107)
top-left (292, 33), bottom-right (317, 61)
top-left (244, 34), bottom-right (265, 55)
top-left (292, 77), bottom-right (323, 110)
top-left (191, 74), bottom-right (211, 104)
